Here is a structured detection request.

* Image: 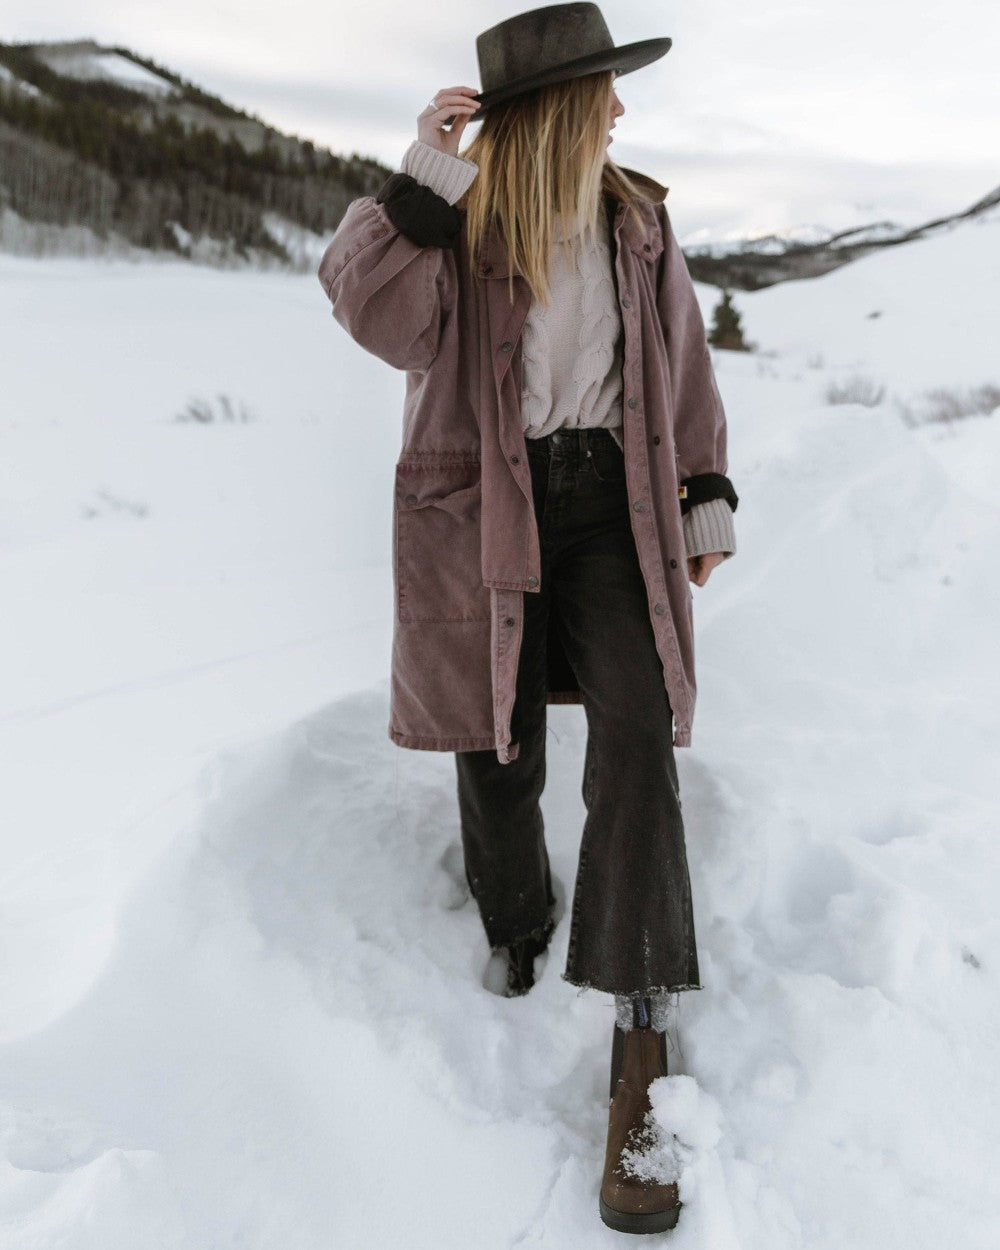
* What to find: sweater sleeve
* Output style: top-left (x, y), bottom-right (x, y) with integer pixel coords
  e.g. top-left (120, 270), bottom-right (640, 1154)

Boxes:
top-left (683, 498), bottom-right (737, 560)
top-left (399, 140), bottom-right (479, 204)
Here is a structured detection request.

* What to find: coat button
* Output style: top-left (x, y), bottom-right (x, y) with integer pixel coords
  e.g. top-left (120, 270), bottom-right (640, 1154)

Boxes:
top-left (627, 397), bottom-right (638, 409)
top-left (482, 264), bottom-right (493, 275)
top-left (653, 435), bottom-right (661, 445)
top-left (669, 558), bottom-right (678, 569)
top-left (621, 297), bottom-right (631, 309)
top-left (527, 575), bottom-right (539, 588)
top-left (654, 601), bottom-right (666, 614)
top-left (404, 493), bottom-right (418, 505)
top-left (510, 454), bottom-right (520, 464)
top-left (504, 616), bottom-right (516, 627)
top-left (632, 499), bottom-right (646, 512)
top-left (643, 243), bottom-right (652, 252)
top-left (500, 340), bottom-right (513, 352)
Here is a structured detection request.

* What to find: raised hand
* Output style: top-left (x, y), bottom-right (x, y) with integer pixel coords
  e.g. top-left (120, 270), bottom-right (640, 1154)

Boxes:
top-left (417, 86), bottom-right (481, 156)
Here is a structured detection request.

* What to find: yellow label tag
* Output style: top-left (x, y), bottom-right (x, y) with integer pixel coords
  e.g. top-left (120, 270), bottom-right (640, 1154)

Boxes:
top-left (678, 485), bottom-right (688, 500)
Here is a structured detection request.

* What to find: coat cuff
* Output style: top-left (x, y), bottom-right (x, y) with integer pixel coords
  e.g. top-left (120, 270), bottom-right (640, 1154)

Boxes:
top-left (399, 140), bottom-right (479, 205)
top-left (374, 172), bottom-right (461, 248)
top-left (678, 471), bottom-right (739, 515)
top-left (683, 498), bottom-right (737, 560)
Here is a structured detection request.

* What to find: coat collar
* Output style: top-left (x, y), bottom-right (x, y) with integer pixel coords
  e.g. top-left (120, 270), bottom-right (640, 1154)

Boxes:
top-left (617, 166), bottom-right (669, 205)
top-left (610, 166), bottom-right (669, 256)
top-left (476, 166), bottom-right (668, 279)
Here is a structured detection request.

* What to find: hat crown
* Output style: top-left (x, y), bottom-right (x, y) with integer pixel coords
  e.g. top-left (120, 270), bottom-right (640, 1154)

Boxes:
top-left (477, 3), bottom-right (613, 94)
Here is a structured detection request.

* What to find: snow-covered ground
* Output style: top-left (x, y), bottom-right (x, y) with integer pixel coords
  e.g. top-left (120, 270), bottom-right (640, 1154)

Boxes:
top-left (1, 208), bottom-right (998, 1248)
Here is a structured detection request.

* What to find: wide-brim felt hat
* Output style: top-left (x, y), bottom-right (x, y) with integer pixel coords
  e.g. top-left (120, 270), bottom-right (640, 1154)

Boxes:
top-left (469, 2), bottom-right (671, 121)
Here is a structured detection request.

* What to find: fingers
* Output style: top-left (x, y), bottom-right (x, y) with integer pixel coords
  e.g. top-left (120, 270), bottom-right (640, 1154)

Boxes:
top-left (421, 86), bottom-right (481, 118)
top-left (687, 552), bottom-right (725, 586)
top-left (433, 86), bottom-right (481, 102)
top-left (417, 86), bottom-right (481, 154)
top-left (431, 102), bottom-right (479, 126)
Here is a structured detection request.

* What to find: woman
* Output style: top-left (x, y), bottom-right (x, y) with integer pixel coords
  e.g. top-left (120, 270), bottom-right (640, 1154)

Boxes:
top-left (318, 3), bottom-right (738, 1234)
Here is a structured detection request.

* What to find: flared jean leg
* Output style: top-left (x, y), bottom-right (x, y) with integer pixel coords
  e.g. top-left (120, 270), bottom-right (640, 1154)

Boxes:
top-left (550, 443), bottom-right (699, 994)
top-left (454, 571), bottom-right (555, 949)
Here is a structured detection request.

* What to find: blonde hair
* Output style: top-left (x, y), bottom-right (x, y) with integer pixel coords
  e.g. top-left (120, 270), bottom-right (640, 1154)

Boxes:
top-left (456, 70), bottom-right (648, 307)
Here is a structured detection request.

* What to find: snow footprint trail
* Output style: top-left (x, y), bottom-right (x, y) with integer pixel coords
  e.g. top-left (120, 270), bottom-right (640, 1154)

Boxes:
top-left (194, 689), bottom-right (778, 1248)
top-left (194, 687), bottom-right (673, 1242)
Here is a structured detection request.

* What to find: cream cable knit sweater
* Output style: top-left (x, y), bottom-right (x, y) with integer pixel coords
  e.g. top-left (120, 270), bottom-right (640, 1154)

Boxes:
top-left (398, 140), bottom-right (735, 560)
top-left (519, 200), bottom-right (625, 441)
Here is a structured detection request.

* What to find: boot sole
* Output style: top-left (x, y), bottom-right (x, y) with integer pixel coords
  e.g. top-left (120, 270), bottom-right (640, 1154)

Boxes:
top-left (599, 1196), bottom-right (681, 1234)
top-left (602, 1195), bottom-right (680, 1235)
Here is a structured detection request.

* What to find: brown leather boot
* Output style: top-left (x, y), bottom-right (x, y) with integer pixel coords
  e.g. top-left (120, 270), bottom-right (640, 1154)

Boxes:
top-left (599, 1022), bottom-right (682, 1234)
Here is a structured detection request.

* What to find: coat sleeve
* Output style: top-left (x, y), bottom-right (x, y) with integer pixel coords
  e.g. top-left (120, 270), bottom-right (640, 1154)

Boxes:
top-left (654, 202), bottom-right (739, 523)
top-left (317, 174), bottom-right (462, 372)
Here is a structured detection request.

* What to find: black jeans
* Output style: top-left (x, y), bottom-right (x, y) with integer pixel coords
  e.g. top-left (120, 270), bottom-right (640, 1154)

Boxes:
top-left (454, 427), bottom-right (700, 995)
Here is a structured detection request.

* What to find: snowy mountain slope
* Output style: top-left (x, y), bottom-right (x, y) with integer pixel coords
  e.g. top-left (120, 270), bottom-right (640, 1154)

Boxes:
top-left (1, 210), bottom-right (998, 1248)
top-left (0, 42), bottom-right (390, 267)
top-left (0, 63), bottom-right (42, 97)
top-left (681, 222), bottom-right (838, 254)
top-left (32, 44), bottom-right (176, 97)
top-left (684, 179), bottom-right (1000, 292)
top-left (729, 210), bottom-right (1000, 395)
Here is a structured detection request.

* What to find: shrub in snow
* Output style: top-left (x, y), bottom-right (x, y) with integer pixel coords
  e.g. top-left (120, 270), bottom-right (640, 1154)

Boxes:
top-left (175, 394), bottom-right (255, 423)
top-left (823, 375), bottom-right (886, 407)
top-left (895, 382), bottom-right (1000, 427)
top-left (81, 487), bottom-right (148, 519)
top-left (708, 289), bottom-right (752, 352)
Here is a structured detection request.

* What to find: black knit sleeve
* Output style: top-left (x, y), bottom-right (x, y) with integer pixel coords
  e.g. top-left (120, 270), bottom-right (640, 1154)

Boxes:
top-left (374, 173), bottom-right (461, 249)
top-left (678, 471), bottom-right (739, 516)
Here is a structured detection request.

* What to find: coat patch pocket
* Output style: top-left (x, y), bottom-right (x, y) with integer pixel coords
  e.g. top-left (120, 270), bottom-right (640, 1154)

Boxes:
top-left (395, 458), bottom-right (490, 623)
top-left (626, 228), bottom-right (664, 264)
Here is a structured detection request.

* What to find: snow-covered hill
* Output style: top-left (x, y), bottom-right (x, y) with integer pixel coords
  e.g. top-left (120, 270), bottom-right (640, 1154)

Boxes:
top-left (0, 41), bottom-right (390, 268)
top-left (32, 42), bottom-right (176, 97)
top-left (1, 211), bottom-right (998, 1248)
top-left (684, 179), bottom-right (1000, 292)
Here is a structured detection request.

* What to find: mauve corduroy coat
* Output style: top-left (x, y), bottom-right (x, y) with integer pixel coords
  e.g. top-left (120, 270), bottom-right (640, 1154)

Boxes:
top-left (318, 166), bottom-right (730, 763)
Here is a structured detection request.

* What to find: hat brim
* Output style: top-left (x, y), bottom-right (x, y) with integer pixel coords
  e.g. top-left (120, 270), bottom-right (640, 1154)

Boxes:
top-left (467, 36), bottom-right (672, 122)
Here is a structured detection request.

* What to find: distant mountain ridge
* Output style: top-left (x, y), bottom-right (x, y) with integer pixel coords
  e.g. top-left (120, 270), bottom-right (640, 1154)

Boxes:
top-left (0, 38), bottom-right (392, 268)
top-left (684, 182), bottom-right (1000, 290)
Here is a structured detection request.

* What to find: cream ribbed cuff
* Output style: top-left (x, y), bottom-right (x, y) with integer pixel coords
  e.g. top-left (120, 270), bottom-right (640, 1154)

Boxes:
top-left (399, 140), bottom-right (479, 205)
top-left (683, 497), bottom-right (737, 560)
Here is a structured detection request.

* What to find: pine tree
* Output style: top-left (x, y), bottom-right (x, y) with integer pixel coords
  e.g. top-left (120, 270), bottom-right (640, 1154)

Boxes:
top-left (708, 288), bottom-right (750, 351)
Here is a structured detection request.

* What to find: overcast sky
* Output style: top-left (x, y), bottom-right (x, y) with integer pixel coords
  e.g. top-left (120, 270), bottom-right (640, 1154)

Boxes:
top-left (5, 0), bottom-right (998, 242)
